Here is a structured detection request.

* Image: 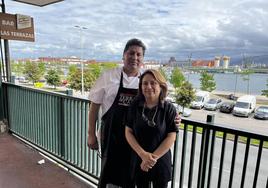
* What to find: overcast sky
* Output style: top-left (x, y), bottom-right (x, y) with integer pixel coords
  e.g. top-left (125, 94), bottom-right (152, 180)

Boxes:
top-left (5, 0), bottom-right (268, 61)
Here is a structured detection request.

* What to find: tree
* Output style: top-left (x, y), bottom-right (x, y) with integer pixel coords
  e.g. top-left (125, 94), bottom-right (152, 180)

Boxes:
top-left (45, 69), bottom-right (61, 89)
top-left (67, 69), bottom-right (97, 92)
top-left (67, 69), bottom-right (81, 91)
top-left (200, 71), bottom-right (216, 92)
top-left (11, 61), bottom-right (24, 76)
top-left (261, 79), bottom-right (268, 98)
top-left (67, 64), bottom-right (77, 84)
top-left (88, 63), bottom-right (117, 85)
top-left (88, 63), bottom-right (102, 81)
top-left (101, 62), bottom-right (118, 70)
top-left (84, 69), bottom-right (98, 91)
top-left (38, 63), bottom-right (46, 76)
top-left (67, 63), bottom-right (117, 92)
top-left (68, 64), bottom-right (77, 75)
top-left (175, 81), bottom-right (196, 113)
top-left (170, 67), bottom-right (185, 89)
top-left (23, 61), bottom-right (44, 84)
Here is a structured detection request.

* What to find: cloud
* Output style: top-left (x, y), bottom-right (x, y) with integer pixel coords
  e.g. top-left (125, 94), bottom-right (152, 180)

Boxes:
top-left (5, 0), bottom-right (268, 60)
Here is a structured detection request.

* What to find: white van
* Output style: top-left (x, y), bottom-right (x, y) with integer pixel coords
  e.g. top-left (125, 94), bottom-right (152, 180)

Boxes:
top-left (232, 95), bottom-right (256, 117)
top-left (190, 91), bottom-right (210, 109)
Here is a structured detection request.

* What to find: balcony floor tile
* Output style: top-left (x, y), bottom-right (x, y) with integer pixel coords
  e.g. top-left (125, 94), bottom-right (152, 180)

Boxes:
top-left (0, 133), bottom-right (93, 188)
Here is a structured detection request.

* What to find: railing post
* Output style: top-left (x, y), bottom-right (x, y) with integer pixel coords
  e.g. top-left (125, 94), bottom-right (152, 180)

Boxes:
top-left (179, 124), bottom-right (188, 188)
top-left (0, 81), bottom-right (7, 132)
top-left (0, 73), bottom-right (4, 120)
top-left (66, 89), bottom-right (73, 96)
top-left (197, 127), bottom-right (210, 188)
top-left (197, 115), bottom-right (215, 188)
top-left (171, 131), bottom-right (179, 188)
top-left (60, 97), bottom-right (65, 157)
top-left (206, 114), bottom-right (215, 124)
top-left (11, 75), bottom-right (15, 84)
top-left (1, 0), bottom-right (12, 82)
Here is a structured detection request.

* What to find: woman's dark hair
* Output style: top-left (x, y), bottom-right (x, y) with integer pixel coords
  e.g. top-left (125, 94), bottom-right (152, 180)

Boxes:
top-left (137, 69), bottom-right (168, 102)
top-left (123, 38), bottom-right (146, 56)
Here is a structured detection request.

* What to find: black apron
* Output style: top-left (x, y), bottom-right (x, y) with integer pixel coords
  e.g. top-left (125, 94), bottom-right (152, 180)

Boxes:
top-left (98, 72), bottom-right (138, 188)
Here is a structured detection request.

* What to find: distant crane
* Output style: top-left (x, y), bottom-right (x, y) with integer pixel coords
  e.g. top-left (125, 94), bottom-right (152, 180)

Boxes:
top-left (187, 53), bottom-right (192, 81)
top-left (188, 53), bottom-right (192, 66)
top-left (242, 53), bottom-right (254, 68)
top-left (241, 53), bottom-right (254, 94)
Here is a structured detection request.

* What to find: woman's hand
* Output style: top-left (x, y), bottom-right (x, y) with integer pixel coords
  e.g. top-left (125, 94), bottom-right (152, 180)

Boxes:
top-left (140, 151), bottom-right (158, 172)
top-left (140, 161), bottom-right (150, 172)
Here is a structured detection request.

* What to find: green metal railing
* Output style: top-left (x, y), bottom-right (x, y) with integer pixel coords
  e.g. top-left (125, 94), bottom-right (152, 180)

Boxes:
top-left (4, 83), bottom-right (101, 185)
top-left (171, 120), bottom-right (268, 188)
top-left (3, 82), bottom-right (268, 188)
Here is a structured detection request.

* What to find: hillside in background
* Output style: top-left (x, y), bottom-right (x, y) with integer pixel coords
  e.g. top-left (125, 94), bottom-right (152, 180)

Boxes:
top-left (230, 55), bottom-right (268, 66)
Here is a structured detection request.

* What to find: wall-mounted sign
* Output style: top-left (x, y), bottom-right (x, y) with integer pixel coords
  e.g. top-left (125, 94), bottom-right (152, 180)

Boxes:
top-left (17, 14), bottom-right (32, 29)
top-left (0, 13), bottom-right (35, 42)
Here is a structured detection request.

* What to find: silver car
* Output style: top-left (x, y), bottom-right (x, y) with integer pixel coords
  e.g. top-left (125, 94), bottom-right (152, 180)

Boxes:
top-left (204, 98), bottom-right (222, 111)
top-left (254, 106), bottom-right (268, 120)
top-left (171, 103), bottom-right (192, 117)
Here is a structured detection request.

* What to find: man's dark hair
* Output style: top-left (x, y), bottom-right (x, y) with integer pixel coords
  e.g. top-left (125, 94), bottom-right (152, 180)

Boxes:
top-left (123, 38), bottom-right (146, 55)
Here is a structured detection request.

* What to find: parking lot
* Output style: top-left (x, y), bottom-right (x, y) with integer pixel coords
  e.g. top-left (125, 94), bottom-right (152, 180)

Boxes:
top-left (186, 108), bottom-right (268, 136)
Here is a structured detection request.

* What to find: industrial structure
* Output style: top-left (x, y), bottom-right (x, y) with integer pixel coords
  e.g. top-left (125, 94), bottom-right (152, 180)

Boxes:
top-left (191, 55), bottom-right (231, 69)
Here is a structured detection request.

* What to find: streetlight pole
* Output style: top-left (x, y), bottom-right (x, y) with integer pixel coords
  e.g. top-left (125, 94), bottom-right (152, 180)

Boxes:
top-left (74, 25), bottom-right (87, 95)
top-left (1, 0), bottom-right (11, 82)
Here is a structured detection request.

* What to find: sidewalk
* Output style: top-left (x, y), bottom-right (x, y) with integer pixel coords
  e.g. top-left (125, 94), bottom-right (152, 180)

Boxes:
top-left (0, 132), bottom-right (93, 188)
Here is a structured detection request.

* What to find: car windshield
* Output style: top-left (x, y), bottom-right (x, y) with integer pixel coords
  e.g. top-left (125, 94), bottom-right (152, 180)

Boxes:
top-left (195, 96), bottom-right (203, 102)
top-left (207, 99), bottom-right (217, 104)
top-left (257, 107), bottom-right (268, 113)
top-left (235, 102), bottom-right (249, 109)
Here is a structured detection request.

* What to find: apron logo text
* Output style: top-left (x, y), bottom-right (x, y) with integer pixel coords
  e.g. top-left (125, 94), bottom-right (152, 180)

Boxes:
top-left (118, 93), bottom-right (135, 106)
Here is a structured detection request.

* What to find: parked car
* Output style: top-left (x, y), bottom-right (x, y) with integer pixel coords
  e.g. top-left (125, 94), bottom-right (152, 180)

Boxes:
top-left (220, 101), bottom-right (235, 113)
top-left (166, 96), bottom-right (175, 103)
top-left (204, 98), bottom-right (222, 111)
top-left (228, 94), bottom-right (238, 100)
top-left (254, 106), bottom-right (268, 120)
top-left (172, 103), bottom-right (192, 117)
top-left (190, 91), bottom-right (210, 109)
top-left (15, 76), bottom-right (27, 83)
top-left (233, 95), bottom-right (256, 117)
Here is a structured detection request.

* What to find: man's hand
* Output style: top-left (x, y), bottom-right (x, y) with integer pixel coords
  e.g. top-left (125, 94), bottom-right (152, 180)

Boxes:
top-left (174, 113), bottom-right (181, 128)
top-left (87, 133), bottom-right (98, 150)
top-left (88, 102), bottom-right (101, 150)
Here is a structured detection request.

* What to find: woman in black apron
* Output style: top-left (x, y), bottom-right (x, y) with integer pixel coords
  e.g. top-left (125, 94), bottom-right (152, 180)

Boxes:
top-left (98, 72), bottom-right (138, 188)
